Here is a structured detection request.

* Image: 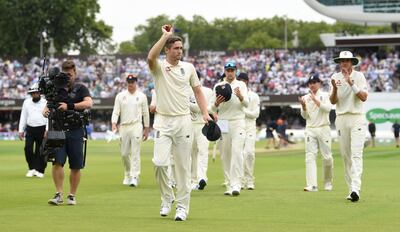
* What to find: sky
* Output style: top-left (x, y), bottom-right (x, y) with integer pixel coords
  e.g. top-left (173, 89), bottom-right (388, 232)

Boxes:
top-left (97, 0), bottom-right (335, 43)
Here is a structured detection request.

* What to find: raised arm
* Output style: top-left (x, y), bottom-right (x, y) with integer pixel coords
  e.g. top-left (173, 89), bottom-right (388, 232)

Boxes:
top-left (147, 25), bottom-right (173, 71)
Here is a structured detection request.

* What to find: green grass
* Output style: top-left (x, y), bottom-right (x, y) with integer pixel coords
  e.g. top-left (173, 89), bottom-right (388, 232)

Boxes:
top-left (0, 140), bottom-right (399, 232)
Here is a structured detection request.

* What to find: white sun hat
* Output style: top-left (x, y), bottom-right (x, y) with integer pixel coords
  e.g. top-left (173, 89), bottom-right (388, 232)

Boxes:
top-left (333, 51), bottom-right (359, 66)
top-left (27, 83), bottom-right (40, 93)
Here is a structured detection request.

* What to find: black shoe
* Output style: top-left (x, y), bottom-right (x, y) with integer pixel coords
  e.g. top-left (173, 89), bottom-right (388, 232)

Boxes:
top-left (198, 179), bottom-right (207, 190)
top-left (350, 191), bottom-right (359, 202)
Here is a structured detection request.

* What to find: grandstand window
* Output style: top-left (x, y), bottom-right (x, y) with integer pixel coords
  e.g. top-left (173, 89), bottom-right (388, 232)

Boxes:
top-left (364, 0), bottom-right (400, 13)
top-left (317, 0), bottom-right (362, 6)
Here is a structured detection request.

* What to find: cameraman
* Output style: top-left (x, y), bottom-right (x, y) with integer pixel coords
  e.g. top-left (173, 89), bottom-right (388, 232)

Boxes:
top-left (43, 60), bottom-right (93, 205)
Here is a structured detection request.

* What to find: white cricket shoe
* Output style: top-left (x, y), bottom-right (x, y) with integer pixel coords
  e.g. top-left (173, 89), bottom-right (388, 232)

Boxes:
top-left (324, 183), bottom-right (333, 191)
top-left (34, 171), bottom-right (44, 178)
top-left (160, 202), bottom-right (172, 217)
top-left (122, 176), bottom-right (130, 185)
top-left (191, 183), bottom-right (199, 191)
top-left (67, 194), bottom-right (77, 205)
top-left (174, 207), bottom-right (187, 221)
top-left (232, 186), bottom-right (241, 196)
top-left (26, 169), bottom-right (35, 177)
top-left (129, 177), bottom-right (138, 187)
top-left (224, 186), bottom-right (232, 196)
top-left (304, 186), bottom-right (318, 192)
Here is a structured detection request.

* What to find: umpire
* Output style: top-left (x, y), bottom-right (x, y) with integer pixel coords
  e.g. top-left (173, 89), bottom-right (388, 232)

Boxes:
top-left (44, 60), bottom-right (93, 206)
top-left (18, 83), bottom-right (47, 178)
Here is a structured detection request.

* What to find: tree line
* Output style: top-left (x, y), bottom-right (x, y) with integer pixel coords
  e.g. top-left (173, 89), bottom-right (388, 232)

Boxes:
top-left (120, 14), bottom-right (392, 54)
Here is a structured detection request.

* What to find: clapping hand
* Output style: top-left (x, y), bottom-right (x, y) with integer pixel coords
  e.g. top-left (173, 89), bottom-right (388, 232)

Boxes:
top-left (309, 90), bottom-right (316, 101)
top-left (298, 96), bottom-right (306, 107)
top-left (342, 68), bottom-right (352, 85)
top-left (331, 79), bottom-right (337, 90)
top-left (234, 87), bottom-right (243, 101)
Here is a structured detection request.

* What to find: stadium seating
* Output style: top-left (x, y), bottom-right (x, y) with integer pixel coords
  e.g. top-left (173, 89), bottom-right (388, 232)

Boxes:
top-left (0, 50), bottom-right (399, 99)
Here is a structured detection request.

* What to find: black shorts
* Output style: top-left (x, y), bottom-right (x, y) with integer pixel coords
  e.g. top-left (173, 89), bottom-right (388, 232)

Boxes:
top-left (395, 132), bottom-right (399, 138)
top-left (54, 128), bottom-right (85, 169)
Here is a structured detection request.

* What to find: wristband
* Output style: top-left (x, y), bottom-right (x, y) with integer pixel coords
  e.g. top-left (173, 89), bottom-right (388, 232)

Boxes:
top-left (67, 103), bottom-right (75, 110)
top-left (351, 85), bottom-right (360, 94)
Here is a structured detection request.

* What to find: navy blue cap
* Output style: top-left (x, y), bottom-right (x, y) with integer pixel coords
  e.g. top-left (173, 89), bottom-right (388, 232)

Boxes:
top-left (202, 119), bottom-right (221, 141)
top-left (126, 74), bottom-right (137, 82)
top-left (237, 72), bottom-right (249, 81)
top-left (224, 61), bottom-right (237, 70)
top-left (307, 75), bottom-right (321, 84)
top-left (215, 83), bottom-right (232, 101)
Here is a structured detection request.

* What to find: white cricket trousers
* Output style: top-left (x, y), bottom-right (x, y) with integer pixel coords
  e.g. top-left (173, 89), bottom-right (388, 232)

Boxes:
top-left (119, 123), bottom-right (143, 179)
top-left (335, 114), bottom-right (366, 193)
top-left (219, 119), bottom-right (246, 191)
top-left (191, 123), bottom-right (210, 185)
top-left (152, 114), bottom-right (193, 214)
top-left (304, 125), bottom-right (333, 187)
top-left (243, 126), bottom-right (256, 187)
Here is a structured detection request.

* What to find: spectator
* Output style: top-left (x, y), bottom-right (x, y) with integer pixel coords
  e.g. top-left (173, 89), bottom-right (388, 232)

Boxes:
top-left (368, 121), bottom-right (376, 147)
top-left (265, 120), bottom-right (278, 149)
top-left (393, 121), bottom-right (400, 148)
top-left (1, 49), bottom-right (399, 100)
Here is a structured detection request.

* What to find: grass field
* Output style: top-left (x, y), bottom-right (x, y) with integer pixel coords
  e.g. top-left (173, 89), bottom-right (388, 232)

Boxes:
top-left (0, 140), bottom-right (399, 232)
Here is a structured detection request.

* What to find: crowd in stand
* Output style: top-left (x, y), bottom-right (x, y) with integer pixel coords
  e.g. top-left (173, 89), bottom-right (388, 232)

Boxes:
top-left (1, 49), bottom-right (399, 99)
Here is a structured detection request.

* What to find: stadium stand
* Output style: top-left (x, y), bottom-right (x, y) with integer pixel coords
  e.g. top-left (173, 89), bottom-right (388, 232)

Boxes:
top-left (1, 49), bottom-right (399, 99)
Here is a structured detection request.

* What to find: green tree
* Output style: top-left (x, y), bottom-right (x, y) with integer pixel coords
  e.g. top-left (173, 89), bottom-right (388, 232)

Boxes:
top-left (0, 0), bottom-right (112, 58)
top-left (242, 32), bottom-right (281, 49)
top-left (118, 41), bottom-right (137, 54)
top-left (130, 14), bottom-right (392, 53)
